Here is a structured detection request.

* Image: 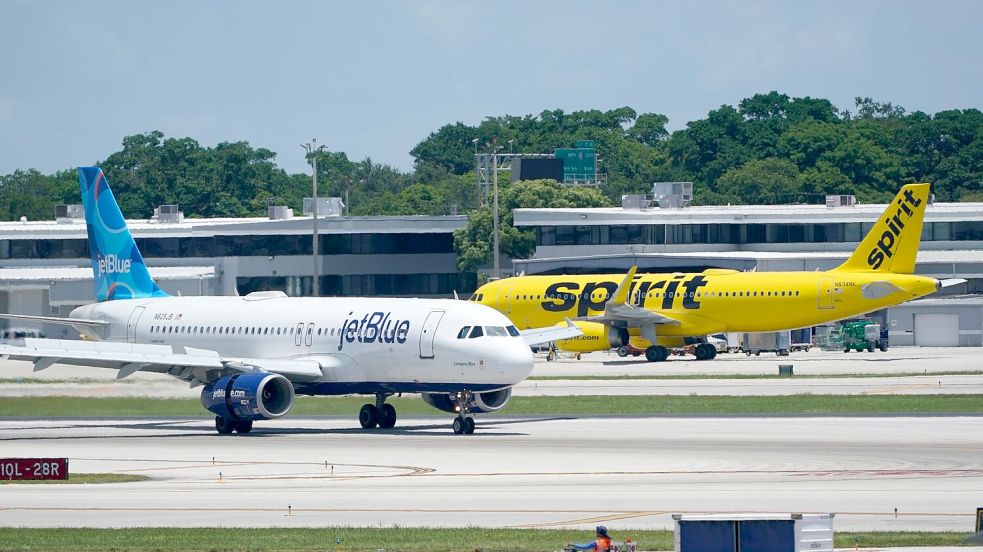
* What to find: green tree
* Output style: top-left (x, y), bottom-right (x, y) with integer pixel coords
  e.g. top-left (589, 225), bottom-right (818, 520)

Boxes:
top-left (453, 180), bottom-right (609, 271)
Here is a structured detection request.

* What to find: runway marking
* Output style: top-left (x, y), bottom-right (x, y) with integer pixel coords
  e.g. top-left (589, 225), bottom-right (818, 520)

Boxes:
top-left (791, 469), bottom-right (983, 478)
top-left (865, 383), bottom-right (939, 394)
top-left (511, 511), bottom-right (668, 528)
top-left (55, 457), bottom-right (983, 483)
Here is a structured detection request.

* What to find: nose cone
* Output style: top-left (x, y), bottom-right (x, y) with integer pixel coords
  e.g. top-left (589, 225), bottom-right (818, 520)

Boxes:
top-left (498, 339), bottom-right (535, 384)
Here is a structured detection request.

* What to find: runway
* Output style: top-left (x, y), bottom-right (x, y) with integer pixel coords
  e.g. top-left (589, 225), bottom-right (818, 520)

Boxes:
top-left (1, 415), bottom-right (981, 532)
top-left (3, 347), bottom-right (982, 398)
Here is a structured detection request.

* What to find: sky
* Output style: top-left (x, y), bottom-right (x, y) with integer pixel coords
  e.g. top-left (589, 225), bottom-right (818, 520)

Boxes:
top-left (1, 0), bottom-right (982, 176)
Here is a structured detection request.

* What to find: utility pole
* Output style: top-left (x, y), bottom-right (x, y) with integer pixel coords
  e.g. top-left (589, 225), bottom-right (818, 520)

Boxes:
top-left (472, 138), bottom-right (480, 207)
top-left (302, 139), bottom-right (326, 297)
top-left (492, 143), bottom-right (501, 279)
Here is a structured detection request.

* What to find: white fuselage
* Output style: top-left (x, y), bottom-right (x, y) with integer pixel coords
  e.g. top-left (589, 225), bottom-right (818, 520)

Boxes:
top-left (70, 295), bottom-right (534, 395)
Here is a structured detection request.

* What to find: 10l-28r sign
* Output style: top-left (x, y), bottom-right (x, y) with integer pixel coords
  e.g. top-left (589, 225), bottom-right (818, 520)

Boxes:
top-left (0, 458), bottom-right (68, 480)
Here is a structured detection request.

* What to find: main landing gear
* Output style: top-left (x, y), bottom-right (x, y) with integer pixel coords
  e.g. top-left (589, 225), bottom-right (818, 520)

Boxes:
top-left (215, 416), bottom-right (253, 435)
top-left (644, 345), bottom-right (670, 362)
top-left (694, 342), bottom-right (718, 361)
top-left (451, 390), bottom-right (476, 435)
top-left (359, 393), bottom-right (397, 429)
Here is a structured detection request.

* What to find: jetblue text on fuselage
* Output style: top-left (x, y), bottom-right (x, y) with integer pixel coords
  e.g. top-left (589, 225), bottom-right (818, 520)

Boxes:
top-left (866, 188), bottom-right (923, 269)
top-left (338, 311), bottom-right (411, 351)
top-left (97, 254), bottom-right (131, 276)
top-left (541, 275), bottom-right (709, 316)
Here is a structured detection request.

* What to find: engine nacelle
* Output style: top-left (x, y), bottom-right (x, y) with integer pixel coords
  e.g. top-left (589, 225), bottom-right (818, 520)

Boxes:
top-left (421, 387), bottom-right (512, 414)
top-left (555, 321), bottom-right (628, 352)
top-left (201, 372), bottom-right (295, 421)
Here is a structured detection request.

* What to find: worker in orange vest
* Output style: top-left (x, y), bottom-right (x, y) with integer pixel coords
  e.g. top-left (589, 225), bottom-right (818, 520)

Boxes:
top-left (566, 525), bottom-right (613, 551)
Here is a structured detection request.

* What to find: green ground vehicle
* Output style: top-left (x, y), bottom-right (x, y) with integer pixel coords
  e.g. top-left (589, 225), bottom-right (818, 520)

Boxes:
top-left (841, 320), bottom-right (889, 352)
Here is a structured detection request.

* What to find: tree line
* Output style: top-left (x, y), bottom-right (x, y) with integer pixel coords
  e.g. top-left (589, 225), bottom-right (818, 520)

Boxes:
top-left (1, 92), bottom-right (981, 269)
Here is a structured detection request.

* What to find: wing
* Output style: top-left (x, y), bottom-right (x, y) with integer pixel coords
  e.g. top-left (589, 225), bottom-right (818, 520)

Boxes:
top-left (576, 266), bottom-right (681, 327)
top-left (0, 338), bottom-right (326, 387)
top-left (520, 318), bottom-right (583, 346)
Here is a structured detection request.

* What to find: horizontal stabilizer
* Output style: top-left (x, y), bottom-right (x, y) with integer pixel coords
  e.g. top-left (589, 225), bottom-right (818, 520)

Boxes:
top-left (939, 278), bottom-right (967, 288)
top-left (0, 313), bottom-right (108, 327)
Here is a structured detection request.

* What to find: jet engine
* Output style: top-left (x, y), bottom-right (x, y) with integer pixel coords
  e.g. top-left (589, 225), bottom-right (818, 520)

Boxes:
top-left (201, 372), bottom-right (295, 421)
top-left (422, 387), bottom-right (512, 414)
top-left (555, 321), bottom-right (628, 352)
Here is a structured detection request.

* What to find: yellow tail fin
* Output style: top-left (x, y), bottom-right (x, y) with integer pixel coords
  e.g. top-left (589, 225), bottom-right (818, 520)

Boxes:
top-left (833, 183), bottom-right (930, 274)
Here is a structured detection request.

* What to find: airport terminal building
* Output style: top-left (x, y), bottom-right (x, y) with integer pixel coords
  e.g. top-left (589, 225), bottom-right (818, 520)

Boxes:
top-left (4, 190), bottom-right (983, 346)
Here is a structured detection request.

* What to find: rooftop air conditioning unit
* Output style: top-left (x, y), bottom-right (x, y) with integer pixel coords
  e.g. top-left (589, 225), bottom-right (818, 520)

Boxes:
top-left (268, 205), bottom-right (294, 220)
top-left (154, 204), bottom-right (184, 223)
top-left (651, 182), bottom-right (693, 209)
top-left (622, 194), bottom-right (655, 210)
top-left (303, 197), bottom-right (345, 217)
top-left (54, 204), bottom-right (84, 223)
top-left (825, 195), bottom-right (856, 208)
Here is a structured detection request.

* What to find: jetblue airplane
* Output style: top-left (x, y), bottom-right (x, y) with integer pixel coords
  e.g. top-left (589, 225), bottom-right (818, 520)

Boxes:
top-left (0, 167), bottom-right (579, 435)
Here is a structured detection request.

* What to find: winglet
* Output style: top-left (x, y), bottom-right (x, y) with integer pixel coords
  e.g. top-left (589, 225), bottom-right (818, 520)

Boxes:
top-left (609, 266), bottom-right (638, 306)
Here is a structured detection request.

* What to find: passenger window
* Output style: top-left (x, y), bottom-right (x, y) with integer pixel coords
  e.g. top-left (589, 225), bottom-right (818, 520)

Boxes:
top-left (457, 326), bottom-right (470, 339)
top-left (506, 325), bottom-right (520, 337)
top-left (468, 326), bottom-right (484, 338)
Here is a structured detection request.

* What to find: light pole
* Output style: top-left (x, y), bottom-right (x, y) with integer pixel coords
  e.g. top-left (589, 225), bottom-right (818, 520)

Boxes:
top-left (492, 143), bottom-right (501, 279)
top-left (302, 139), bottom-right (326, 297)
top-left (472, 138), bottom-right (480, 207)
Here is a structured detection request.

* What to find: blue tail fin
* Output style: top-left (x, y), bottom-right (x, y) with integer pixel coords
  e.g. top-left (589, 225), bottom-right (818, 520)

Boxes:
top-left (78, 166), bottom-right (169, 302)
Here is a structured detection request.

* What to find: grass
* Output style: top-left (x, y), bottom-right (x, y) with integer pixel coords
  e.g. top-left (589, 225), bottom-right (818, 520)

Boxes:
top-left (0, 527), bottom-right (975, 551)
top-left (0, 394), bottom-right (982, 418)
top-left (0, 473), bottom-right (149, 485)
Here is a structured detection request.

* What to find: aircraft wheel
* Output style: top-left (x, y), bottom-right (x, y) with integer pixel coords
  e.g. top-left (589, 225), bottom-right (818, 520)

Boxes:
top-left (463, 417), bottom-right (475, 434)
top-left (235, 420), bottom-right (253, 434)
top-left (215, 416), bottom-right (236, 435)
top-left (378, 404), bottom-right (397, 429)
top-left (696, 343), bottom-right (715, 360)
top-left (452, 417), bottom-right (464, 434)
top-left (359, 404), bottom-right (379, 429)
top-left (617, 346), bottom-right (629, 357)
top-left (645, 346), bottom-right (669, 362)
top-left (644, 346), bottom-right (660, 362)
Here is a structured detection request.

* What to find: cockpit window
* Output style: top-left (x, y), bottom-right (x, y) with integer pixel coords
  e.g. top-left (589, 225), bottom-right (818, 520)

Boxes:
top-left (477, 294), bottom-right (484, 301)
top-left (506, 325), bottom-right (520, 337)
top-left (468, 326), bottom-right (484, 338)
top-left (485, 326), bottom-right (509, 337)
top-left (457, 326), bottom-right (470, 339)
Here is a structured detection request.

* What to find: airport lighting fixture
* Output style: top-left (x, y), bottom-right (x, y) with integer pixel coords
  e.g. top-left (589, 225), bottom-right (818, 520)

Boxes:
top-left (301, 139), bottom-right (326, 297)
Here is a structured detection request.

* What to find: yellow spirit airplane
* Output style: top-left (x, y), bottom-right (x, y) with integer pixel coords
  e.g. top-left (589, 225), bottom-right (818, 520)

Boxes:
top-left (471, 183), bottom-right (964, 362)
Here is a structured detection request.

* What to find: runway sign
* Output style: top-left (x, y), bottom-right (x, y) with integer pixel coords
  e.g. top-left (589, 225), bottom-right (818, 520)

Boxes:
top-left (0, 458), bottom-right (68, 480)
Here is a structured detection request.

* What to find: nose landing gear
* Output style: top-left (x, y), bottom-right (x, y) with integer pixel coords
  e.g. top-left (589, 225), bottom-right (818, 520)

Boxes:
top-left (451, 390), bottom-right (476, 435)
